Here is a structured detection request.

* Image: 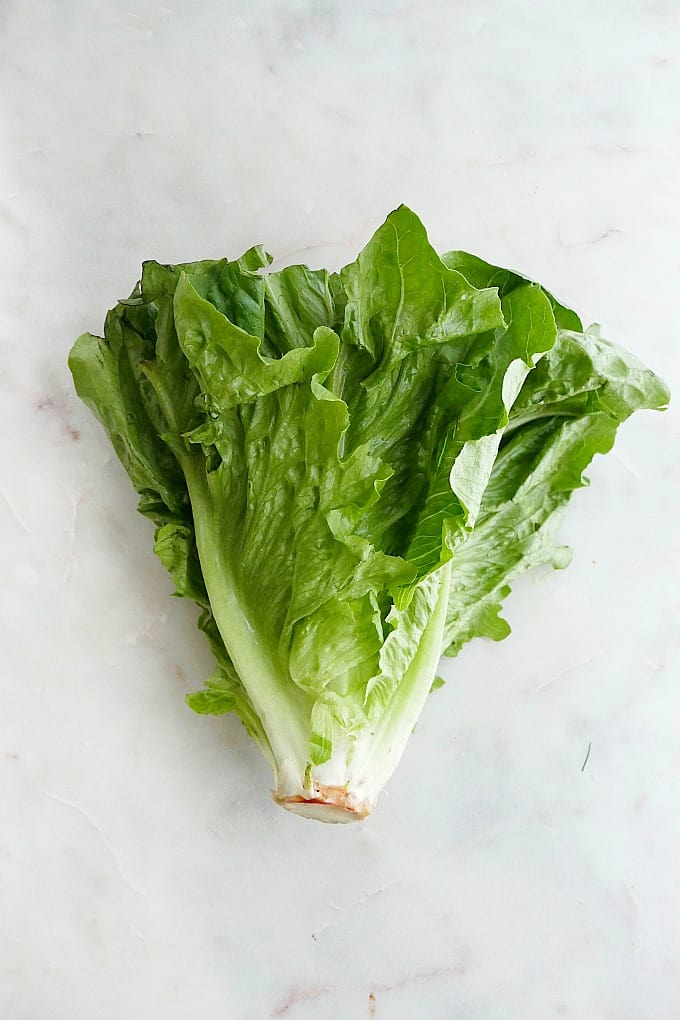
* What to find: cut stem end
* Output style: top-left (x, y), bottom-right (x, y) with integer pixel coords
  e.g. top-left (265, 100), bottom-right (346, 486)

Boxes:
top-left (273, 784), bottom-right (373, 824)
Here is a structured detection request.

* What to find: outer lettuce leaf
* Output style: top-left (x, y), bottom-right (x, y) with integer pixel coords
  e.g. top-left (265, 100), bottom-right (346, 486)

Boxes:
top-left (341, 205), bottom-right (504, 361)
top-left (509, 325), bottom-right (669, 428)
top-left (406, 282), bottom-right (557, 580)
top-left (443, 329), bottom-right (669, 656)
top-left (431, 248), bottom-right (668, 659)
top-left (264, 265), bottom-right (336, 352)
top-left (441, 248), bottom-right (583, 332)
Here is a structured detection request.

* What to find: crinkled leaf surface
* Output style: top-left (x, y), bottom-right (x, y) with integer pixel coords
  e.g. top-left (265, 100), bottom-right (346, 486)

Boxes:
top-left (69, 206), bottom-right (668, 817)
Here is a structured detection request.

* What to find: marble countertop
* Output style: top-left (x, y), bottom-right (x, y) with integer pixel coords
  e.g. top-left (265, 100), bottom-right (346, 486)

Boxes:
top-left (2, 2), bottom-right (679, 1017)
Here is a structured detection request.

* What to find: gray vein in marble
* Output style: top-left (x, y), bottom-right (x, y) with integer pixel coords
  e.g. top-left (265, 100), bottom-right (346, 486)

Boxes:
top-left (314, 880), bottom-right (400, 941)
top-left (43, 791), bottom-right (146, 900)
top-left (0, 487), bottom-right (30, 534)
top-left (271, 985), bottom-right (331, 1018)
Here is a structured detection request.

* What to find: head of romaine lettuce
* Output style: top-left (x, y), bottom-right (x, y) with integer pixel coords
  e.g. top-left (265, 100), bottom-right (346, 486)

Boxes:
top-left (69, 207), bottom-right (668, 822)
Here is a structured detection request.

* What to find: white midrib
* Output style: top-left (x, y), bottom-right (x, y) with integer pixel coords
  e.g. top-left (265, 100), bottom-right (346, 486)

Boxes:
top-left (182, 455), bottom-right (312, 796)
top-left (347, 561), bottom-right (452, 805)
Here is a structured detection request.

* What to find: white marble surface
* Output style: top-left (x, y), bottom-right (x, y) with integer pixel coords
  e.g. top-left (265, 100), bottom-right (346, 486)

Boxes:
top-left (1, 1), bottom-right (679, 1017)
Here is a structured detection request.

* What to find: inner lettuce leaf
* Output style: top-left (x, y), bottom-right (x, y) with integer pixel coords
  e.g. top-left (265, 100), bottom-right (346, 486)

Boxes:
top-left (69, 206), bottom-right (669, 822)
